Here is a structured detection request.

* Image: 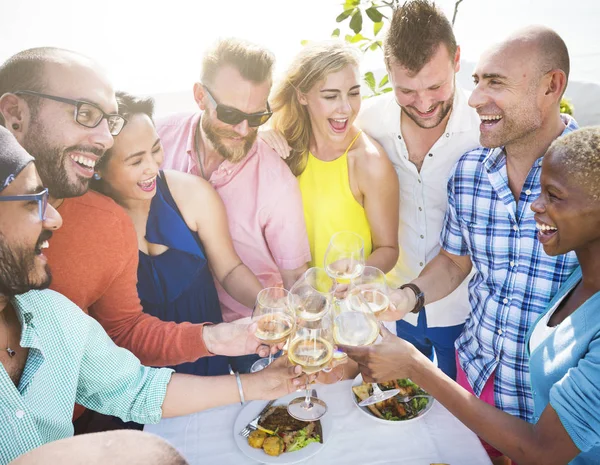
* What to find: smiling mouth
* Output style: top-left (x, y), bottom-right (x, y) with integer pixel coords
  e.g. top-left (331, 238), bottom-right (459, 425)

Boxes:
top-left (70, 154), bottom-right (97, 170)
top-left (137, 175), bottom-right (157, 192)
top-left (329, 118), bottom-right (348, 133)
top-left (536, 221), bottom-right (558, 244)
top-left (35, 240), bottom-right (49, 255)
top-left (413, 105), bottom-right (438, 118)
top-left (479, 114), bottom-right (503, 128)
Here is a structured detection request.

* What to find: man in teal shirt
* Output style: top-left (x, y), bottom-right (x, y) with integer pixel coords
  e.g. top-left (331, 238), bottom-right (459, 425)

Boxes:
top-left (0, 126), bottom-right (305, 464)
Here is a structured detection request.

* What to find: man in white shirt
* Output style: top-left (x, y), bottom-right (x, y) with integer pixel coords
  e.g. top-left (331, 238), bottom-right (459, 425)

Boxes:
top-left (356, 0), bottom-right (480, 379)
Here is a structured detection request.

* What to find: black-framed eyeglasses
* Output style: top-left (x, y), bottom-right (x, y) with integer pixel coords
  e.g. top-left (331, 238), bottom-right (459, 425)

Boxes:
top-left (203, 86), bottom-right (272, 127)
top-left (14, 90), bottom-right (128, 136)
top-left (0, 188), bottom-right (49, 221)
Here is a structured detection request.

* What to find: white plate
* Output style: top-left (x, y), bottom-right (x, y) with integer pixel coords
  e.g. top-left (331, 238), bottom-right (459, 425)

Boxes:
top-left (351, 374), bottom-right (435, 424)
top-left (233, 390), bottom-right (332, 464)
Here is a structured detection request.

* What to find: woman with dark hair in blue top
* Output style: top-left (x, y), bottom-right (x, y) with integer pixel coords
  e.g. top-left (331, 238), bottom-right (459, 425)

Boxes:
top-left (93, 92), bottom-right (264, 376)
top-left (342, 127), bottom-right (600, 465)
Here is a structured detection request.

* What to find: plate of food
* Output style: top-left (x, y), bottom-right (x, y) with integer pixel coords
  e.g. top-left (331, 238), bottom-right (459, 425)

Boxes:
top-left (233, 390), bottom-right (332, 464)
top-left (351, 374), bottom-right (434, 423)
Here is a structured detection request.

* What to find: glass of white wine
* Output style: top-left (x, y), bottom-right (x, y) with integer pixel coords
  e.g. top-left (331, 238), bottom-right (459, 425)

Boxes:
top-left (287, 317), bottom-right (335, 421)
top-left (348, 266), bottom-right (390, 317)
top-left (324, 231), bottom-right (365, 282)
top-left (334, 293), bottom-right (399, 406)
top-left (250, 287), bottom-right (295, 373)
top-left (288, 267), bottom-right (334, 322)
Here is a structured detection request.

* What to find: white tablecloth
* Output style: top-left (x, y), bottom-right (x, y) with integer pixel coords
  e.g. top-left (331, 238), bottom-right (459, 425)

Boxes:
top-left (145, 380), bottom-right (493, 465)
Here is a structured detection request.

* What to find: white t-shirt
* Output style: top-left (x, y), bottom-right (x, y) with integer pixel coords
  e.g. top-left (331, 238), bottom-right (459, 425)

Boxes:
top-left (357, 88), bottom-right (480, 328)
top-left (529, 294), bottom-right (564, 352)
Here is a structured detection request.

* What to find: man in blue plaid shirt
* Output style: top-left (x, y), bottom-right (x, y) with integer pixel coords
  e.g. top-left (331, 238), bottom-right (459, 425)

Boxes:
top-left (385, 26), bottom-right (579, 464)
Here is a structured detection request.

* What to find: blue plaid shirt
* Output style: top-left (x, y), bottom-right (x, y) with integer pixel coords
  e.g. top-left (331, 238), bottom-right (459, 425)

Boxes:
top-left (441, 115), bottom-right (579, 421)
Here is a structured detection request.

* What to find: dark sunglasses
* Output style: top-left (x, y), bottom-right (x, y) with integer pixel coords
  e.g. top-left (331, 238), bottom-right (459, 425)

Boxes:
top-left (14, 90), bottom-right (127, 136)
top-left (0, 187), bottom-right (49, 221)
top-left (203, 86), bottom-right (272, 127)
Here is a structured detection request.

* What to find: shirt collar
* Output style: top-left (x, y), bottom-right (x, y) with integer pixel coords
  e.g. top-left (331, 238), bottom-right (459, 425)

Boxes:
top-left (483, 114), bottom-right (580, 173)
top-left (12, 292), bottom-right (41, 350)
top-left (207, 137), bottom-right (261, 187)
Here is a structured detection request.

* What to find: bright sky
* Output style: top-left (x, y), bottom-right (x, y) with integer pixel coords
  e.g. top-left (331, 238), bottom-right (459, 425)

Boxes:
top-left (1, 0), bottom-right (599, 95)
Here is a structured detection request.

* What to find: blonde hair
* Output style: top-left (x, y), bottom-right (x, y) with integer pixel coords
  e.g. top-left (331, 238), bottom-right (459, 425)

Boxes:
top-left (201, 37), bottom-right (274, 87)
top-left (271, 41), bottom-right (361, 176)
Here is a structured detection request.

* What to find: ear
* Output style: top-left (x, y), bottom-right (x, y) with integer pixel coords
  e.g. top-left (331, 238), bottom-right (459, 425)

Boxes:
top-left (0, 93), bottom-right (30, 143)
top-left (454, 45), bottom-right (461, 74)
top-left (192, 83), bottom-right (207, 111)
top-left (543, 69), bottom-right (567, 103)
top-left (297, 90), bottom-right (308, 106)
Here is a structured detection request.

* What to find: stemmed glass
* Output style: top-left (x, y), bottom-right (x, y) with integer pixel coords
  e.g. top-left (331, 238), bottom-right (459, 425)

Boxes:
top-left (287, 316), bottom-right (335, 421)
top-left (250, 288), bottom-right (295, 373)
top-left (323, 231), bottom-right (365, 282)
top-left (335, 283), bottom-right (399, 406)
top-left (348, 266), bottom-right (390, 316)
top-left (288, 267), bottom-right (334, 322)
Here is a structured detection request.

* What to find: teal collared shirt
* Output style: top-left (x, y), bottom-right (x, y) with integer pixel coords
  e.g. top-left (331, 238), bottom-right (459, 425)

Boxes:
top-left (0, 289), bottom-right (173, 464)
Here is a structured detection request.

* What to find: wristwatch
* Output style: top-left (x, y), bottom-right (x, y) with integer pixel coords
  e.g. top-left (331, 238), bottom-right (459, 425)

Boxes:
top-left (399, 283), bottom-right (425, 314)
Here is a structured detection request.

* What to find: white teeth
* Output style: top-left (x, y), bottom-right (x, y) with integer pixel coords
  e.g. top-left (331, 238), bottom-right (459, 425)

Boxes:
top-left (70, 154), bottom-right (96, 168)
top-left (41, 241), bottom-right (49, 249)
top-left (536, 222), bottom-right (557, 231)
top-left (138, 175), bottom-right (156, 187)
top-left (331, 118), bottom-right (348, 123)
top-left (480, 115), bottom-right (503, 121)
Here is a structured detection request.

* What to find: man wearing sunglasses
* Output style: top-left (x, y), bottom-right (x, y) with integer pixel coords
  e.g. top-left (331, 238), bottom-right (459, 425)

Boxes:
top-left (157, 38), bottom-right (311, 335)
top-left (0, 47), bottom-right (292, 426)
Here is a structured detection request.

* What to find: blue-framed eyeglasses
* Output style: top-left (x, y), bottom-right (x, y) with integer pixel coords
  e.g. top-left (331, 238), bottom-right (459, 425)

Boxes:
top-left (0, 188), bottom-right (49, 221)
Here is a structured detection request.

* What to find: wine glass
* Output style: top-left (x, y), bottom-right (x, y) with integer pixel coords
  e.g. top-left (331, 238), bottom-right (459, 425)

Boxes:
top-left (288, 267), bottom-right (334, 322)
top-left (287, 316), bottom-right (335, 421)
top-left (323, 231), bottom-right (365, 282)
top-left (250, 288), bottom-right (295, 373)
top-left (334, 291), bottom-right (399, 406)
top-left (348, 266), bottom-right (390, 317)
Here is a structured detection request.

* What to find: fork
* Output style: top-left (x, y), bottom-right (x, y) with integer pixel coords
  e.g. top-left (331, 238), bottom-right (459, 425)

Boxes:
top-left (239, 399), bottom-right (276, 437)
top-left (396, 394), bottom-right (433, 403)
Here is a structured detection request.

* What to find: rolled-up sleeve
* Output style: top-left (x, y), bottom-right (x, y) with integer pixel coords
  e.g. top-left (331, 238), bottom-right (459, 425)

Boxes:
top-left (550, 335), bottom-right (600, 453)
top-left (75, 316), bottom-right (174, 424)
top-left (264, 178), bottom-right (311, 270)
top-left (440, 170), bottom-right (469, 256)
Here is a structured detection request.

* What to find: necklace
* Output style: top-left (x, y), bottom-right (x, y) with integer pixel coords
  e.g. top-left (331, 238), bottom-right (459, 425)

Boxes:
top-left (0, 308), bottom-right (16, 357)
top-left (194, 118), bottom-right (207, 180)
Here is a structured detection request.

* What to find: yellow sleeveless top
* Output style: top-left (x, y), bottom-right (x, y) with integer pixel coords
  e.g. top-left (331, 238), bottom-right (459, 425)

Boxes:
top-left (298, 131), bottom-right (372, 268)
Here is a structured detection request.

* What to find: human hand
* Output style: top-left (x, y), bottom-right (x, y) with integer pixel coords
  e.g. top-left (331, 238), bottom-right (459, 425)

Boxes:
top-left (245, 356), bottom-right (314, 400)
top-left (258, 128), bottom-right (292, 159)
top-left (203, 318), bottom-right (284, 357)
top-left (376, 287), bottom-right (416, 322)
top-left (338, 324), bottom-right (425, 383)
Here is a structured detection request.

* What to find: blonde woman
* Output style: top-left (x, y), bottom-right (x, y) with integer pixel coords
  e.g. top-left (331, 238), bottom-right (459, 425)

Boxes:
top-left (263, 41), bottom-right (399, 272)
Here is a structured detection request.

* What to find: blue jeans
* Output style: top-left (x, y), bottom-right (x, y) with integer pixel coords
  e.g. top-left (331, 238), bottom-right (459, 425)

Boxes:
top-left (396, 308), bottom-right (464, 380)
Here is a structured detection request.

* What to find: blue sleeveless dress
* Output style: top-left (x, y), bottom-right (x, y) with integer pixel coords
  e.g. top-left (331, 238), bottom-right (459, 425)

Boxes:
top-left (137, 171), bottom-right (230, 376)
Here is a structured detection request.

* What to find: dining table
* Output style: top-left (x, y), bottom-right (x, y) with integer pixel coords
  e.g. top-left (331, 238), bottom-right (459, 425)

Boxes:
top-left (145, 379), bottom-right (494, 464)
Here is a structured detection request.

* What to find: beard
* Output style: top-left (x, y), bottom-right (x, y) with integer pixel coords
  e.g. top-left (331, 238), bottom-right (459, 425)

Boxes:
top-left (401, 93), bottom-right (454, 130)
top-left (201, 113), bottom-right (257, 164)
top-left (21, 117), bottom-right (105, 199)
top-left (0, 230), bottom-right (53, 296)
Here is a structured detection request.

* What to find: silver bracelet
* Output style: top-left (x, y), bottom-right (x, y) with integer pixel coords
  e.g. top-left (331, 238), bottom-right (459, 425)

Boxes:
top-left (235, 371), bottom-right (245, 405)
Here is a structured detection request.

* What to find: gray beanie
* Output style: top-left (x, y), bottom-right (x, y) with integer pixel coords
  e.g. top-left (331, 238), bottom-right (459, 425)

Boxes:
top-left (0, 126), bottom-right (34, 192)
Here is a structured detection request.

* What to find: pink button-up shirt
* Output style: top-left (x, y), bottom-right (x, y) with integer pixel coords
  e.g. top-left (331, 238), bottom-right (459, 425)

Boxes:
top-left (156, 112), bottom-right (311, 322)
